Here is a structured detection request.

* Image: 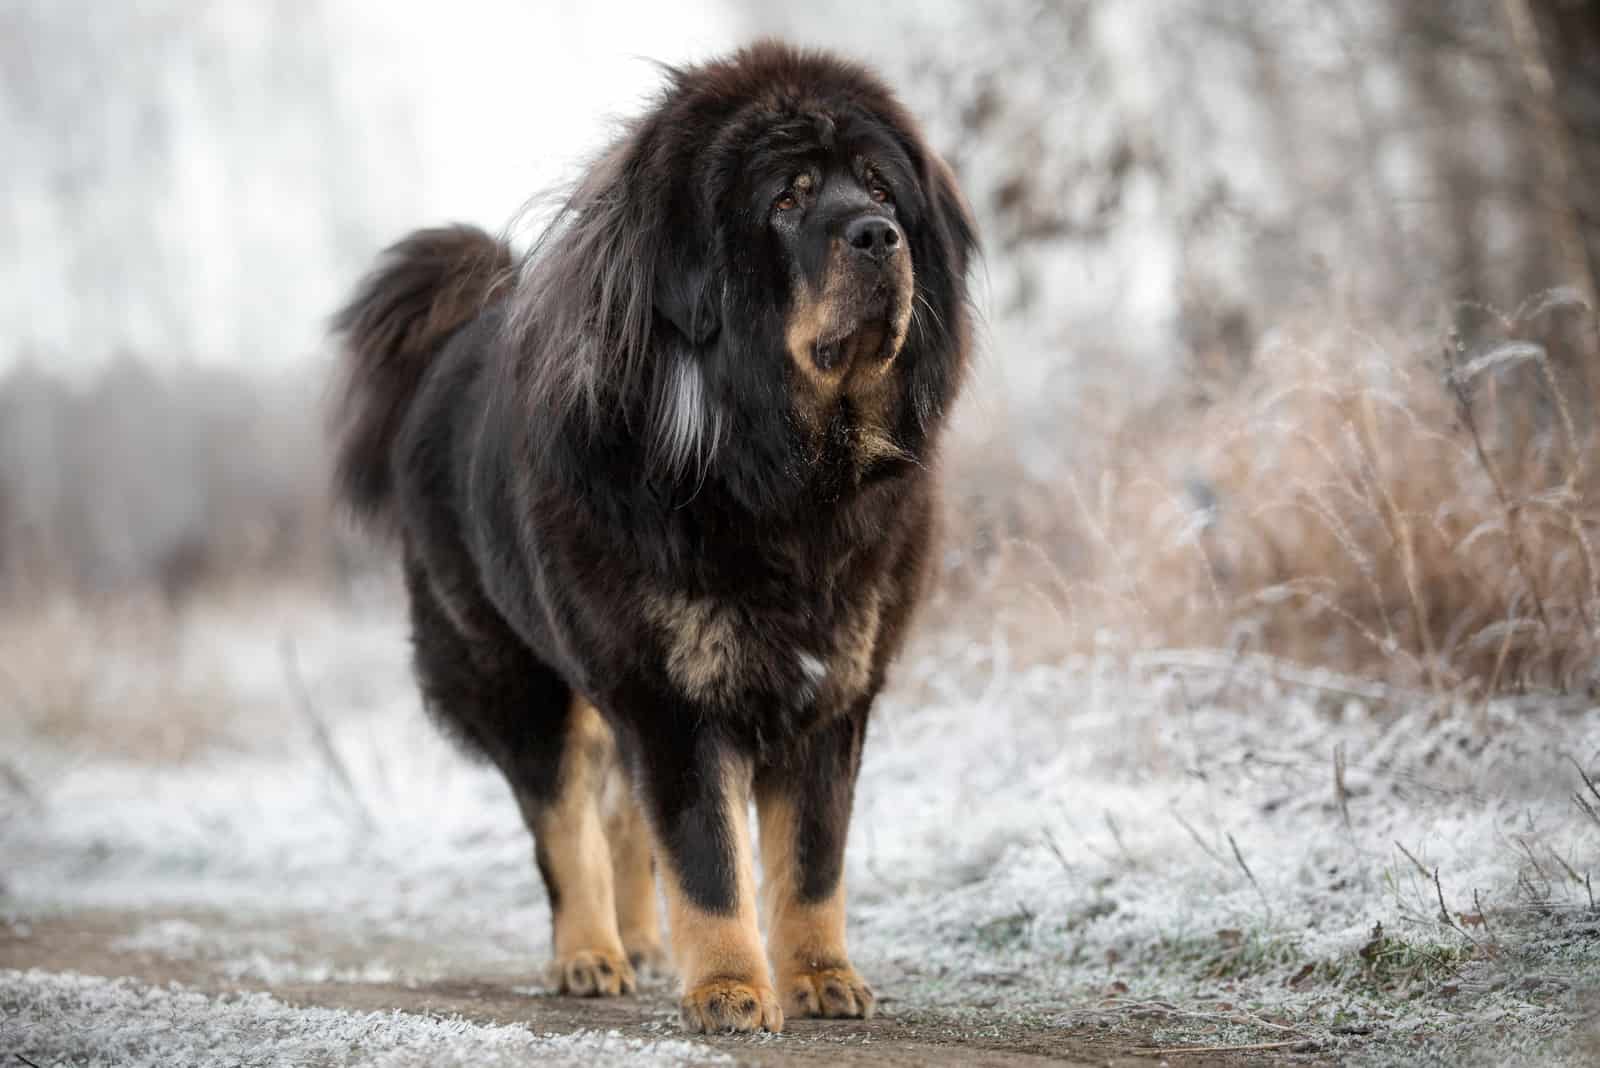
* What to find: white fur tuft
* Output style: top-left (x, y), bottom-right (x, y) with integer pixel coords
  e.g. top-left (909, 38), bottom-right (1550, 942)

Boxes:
top-left (797, 652), bottom-right (828, 702)
top-left (653, 355), bottom-right (723, 478)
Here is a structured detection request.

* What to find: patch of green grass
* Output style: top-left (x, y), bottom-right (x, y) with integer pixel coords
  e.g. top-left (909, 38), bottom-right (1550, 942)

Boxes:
top-left (1142, 927), bottom-right (1307, 982)
top-left (1327, 922), bottom-right (1472, 995)
top-left (973, 909), bottom-right (1035, 951)
top-left (1114, 921), bottom-right (1472, 999)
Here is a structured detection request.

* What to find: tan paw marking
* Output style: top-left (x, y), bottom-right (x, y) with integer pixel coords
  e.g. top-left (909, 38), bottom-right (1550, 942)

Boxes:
top-left (548, 948), bottom-right (636, 997)
top-left (781, 964), bottom-right (875, 1019)
top-left (679, 977), bottom-right (784, 1033)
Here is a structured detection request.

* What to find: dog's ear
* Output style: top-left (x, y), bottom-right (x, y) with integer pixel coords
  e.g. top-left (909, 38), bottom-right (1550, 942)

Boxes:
top-left (922, 153), bottom-right (978, 281)
top-left (653, 204), bottom-right (721, 347)
top-left (898, 148), bottom-right (976, 439)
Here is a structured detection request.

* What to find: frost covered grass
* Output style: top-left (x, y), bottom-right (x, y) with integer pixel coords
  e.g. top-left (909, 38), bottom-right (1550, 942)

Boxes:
top-left (853, 631), bottom-right (1600, 1062)
top-left (3, 593), bottom-right (1598, 1064)
top-left (1, 969), bottom-right (725, 1068)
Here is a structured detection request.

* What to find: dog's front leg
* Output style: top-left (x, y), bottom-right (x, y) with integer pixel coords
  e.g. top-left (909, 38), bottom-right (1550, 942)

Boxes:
top-left (754, 707), bottom-right (875, 1019)
top-left (634, 725), bottom-right (782, 1034)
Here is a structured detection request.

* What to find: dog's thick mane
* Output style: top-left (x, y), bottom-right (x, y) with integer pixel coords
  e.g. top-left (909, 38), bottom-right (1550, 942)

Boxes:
top-left (496, 40), bottom-right (976, 520)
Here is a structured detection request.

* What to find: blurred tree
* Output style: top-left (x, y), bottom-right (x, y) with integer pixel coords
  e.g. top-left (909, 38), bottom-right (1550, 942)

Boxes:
top-left (0, 0), bottom-right (421, 371)
top-left (1518, 0), bottom-right (1600, 302)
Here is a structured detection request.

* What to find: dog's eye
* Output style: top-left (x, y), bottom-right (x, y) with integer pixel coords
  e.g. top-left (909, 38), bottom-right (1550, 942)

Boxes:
top-left (869, 184), bottom-right (892, 204)
top-left (774, 173), bottom-right (812, 214)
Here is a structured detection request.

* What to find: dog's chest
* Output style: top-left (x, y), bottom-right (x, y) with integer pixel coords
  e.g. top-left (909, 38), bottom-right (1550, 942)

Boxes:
top-left (644, 576), bottom-right (884, 713)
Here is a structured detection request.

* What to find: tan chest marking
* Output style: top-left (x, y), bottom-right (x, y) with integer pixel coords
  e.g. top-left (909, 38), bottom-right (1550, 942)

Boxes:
top-left (648, 581), bottom-right (885, 708)
top-left (646, 592), bottom-right (748, 704)
top-left (825, 585), bottom-right (882, 704)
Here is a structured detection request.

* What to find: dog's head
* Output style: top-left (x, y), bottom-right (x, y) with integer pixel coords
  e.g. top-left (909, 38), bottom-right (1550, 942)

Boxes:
top-left (769, 164), bottom-right (913, 385)
top-left (511, 41), bottom-right (976, 515)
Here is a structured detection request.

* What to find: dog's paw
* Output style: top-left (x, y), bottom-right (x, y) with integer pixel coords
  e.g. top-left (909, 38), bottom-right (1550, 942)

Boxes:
top-left (679, 977), bottom-right (784, 1033)
top-left (547, 947), bottom-right (637, 997)
top-left (624, 939), bottom-right (672, 980)
top-left (779, 964), bottom-right (875, 1019)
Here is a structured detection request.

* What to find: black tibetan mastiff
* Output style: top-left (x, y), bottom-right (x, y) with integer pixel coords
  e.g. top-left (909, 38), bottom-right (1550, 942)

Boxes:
top-left (331, 41), bottom-right (975, 1033)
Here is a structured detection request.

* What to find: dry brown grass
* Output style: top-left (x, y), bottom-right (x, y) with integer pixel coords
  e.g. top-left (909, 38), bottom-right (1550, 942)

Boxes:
top-left (934, 296), bottom-right (1600, 695)
top-left (0, 582), bottom-right (377, 766)
top-left (0, 596), bottom-right (241, 764)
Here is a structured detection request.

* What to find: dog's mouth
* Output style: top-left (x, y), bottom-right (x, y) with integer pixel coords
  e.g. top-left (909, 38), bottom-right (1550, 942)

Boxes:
top-left (812, 318), bottom-right (891, 373)
top-left (811, 284), bottom-right (906, 373)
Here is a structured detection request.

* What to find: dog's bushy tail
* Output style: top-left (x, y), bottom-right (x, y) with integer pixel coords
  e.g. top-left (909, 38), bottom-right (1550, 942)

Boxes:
top-left (330, 225), bottom-right (515, 529)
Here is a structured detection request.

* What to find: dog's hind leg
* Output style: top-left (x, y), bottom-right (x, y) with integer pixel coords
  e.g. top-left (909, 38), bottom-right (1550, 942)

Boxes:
top-left (405, 561), bottom-right (634, 997)
top-left (514, 697), bottom-right (636, 997)
top-left (599, 755), bottom-right (668, 976)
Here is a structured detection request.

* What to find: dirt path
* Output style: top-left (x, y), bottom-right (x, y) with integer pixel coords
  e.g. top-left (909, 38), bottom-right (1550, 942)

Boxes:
top-left (2, 909), bottom-right (1325, 1066)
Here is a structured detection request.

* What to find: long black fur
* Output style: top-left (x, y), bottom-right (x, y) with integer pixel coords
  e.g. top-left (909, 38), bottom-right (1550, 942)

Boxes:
top-left (332, 39), bottom-right (975, 1011)
top-left (330, 225), bottom-right (515, 525)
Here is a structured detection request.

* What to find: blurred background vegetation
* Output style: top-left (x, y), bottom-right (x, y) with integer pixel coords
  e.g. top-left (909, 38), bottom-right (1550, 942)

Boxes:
top-left (3, 0), bottom-right (1599, 694)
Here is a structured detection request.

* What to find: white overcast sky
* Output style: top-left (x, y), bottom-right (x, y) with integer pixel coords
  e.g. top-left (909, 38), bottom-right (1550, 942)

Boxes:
top-left (1, 1), bottom-right (739, 376)
top-left (367, 2), bottom-right (737, 232)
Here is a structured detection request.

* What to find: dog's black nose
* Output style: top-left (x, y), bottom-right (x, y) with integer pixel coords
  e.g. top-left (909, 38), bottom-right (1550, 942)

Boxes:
top-left (845, 215), bottom-right (903, 263)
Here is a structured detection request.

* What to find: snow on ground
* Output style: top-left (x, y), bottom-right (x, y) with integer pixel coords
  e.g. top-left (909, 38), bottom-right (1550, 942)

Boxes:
top-left (3, 593), bottom-right (1599, 1064)
top-left (0, 969), bottom-right (725, 1068)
